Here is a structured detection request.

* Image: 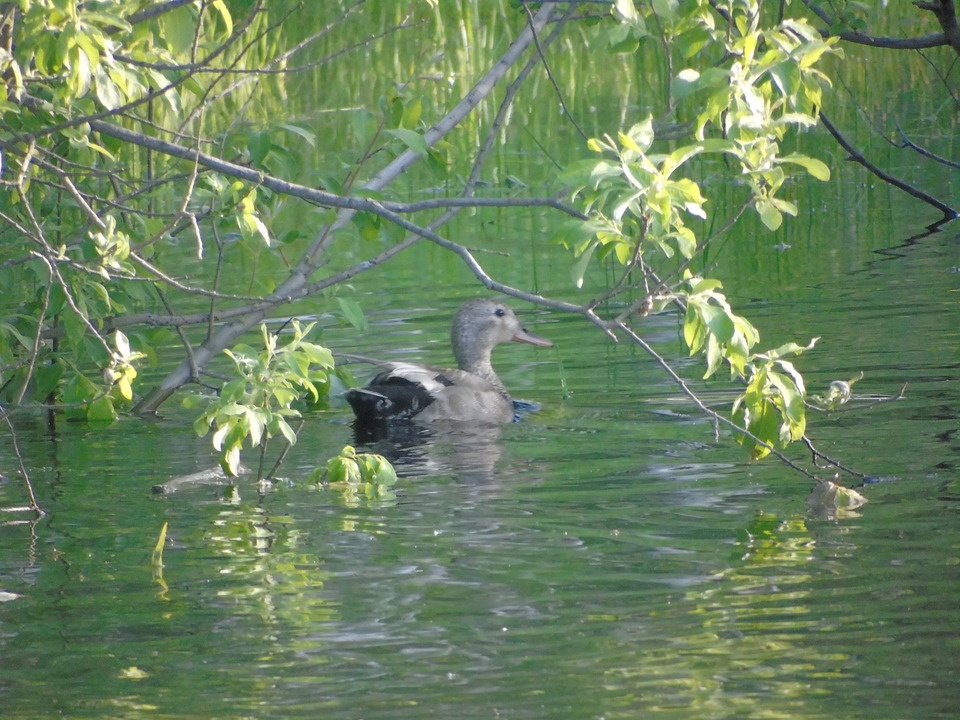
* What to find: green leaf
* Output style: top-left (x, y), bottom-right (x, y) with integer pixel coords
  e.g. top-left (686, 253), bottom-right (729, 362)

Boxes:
top-left (756, 199), bottom-right (782, 230)
top-left (246, 408), bottom-right (265, 447)
top-left (160, 5), bottom-right (197, 55)
top-left (699, 303), bottom-right (735, 343)
top-left (651, 0), bottom-right (678, 20)
top-left (777, 153), bottom-right (831, 181)
top-left (704, 334), bottom-right (723, 379)
top-left (337, 297), bottom-right (369, 332)
top-left (95, 71), bottom-right (122, 110)
top-left (358, 453), bottom-right (398, 485)
top-left (613, 0), bottom-right (639, 23)
top-left (212, 423), bottom-right (230, 451)
top-left (193, 413), bottom-right (212, 437)
top-left (210, 0), bottom-right (234, 37)
top-left (671, 68), bottom-right (701, 100)
top-left (400, 97), bottom-right (422, 129)
top-left (327, 455), bottom-right (361, 485)
top-left (762, 338), bottom-right (819, 359)
top-left (302, 343), bottom-right (335, 369)
top-left (86, 395), bottom-right (117, 422)
top-left (624, 118), bottom-right (654, 152)
top-left (353, 210), bottom-right (381, 241)
top-left (281, 123), bottom-right (316, 147)
top-left (807, 479), bottom-right (868, 513)
top-left (238, 211), bottom-right (271, 246)
top-left (276, 417), bottom-right (297, 446)
top-left (732, 388), bottom-right (780, 460)
top-left (617, 130), bottom-right (642, 154)
top-left (768, 62), bottom-right (801, 97)
top-left (571, 240), bottom-right (598, 289)
top-left (385, 128), bottom-right (428, 156)
top-left (768, 370), bottom-right (806, 439)
top-left (114, 329), bottom-right (130, 358)
top-left (351, 109), bottom-right (379, 148)
top-left (117, 374), bottom-right (133, 401)
top-left (683, 305), bottom-right (707, 355)
top-left (221, 444), bottom-right (241, 477)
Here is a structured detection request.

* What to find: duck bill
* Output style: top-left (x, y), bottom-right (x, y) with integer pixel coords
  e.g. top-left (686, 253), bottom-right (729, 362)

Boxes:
top-left (512, 327), bottom-right (553, 348)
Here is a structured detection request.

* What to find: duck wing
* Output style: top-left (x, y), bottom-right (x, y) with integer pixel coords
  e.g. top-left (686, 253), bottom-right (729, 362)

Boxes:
top-left (344, 362), bottom-right (456, 422)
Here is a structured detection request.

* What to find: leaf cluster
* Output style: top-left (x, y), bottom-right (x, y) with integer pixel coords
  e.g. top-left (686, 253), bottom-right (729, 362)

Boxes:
top-left (188, 321), bottom-right (334, 477)
top-left (558, 0), bottom-right (841, 461)
top-left (316, 444), bottom-right (399, 508)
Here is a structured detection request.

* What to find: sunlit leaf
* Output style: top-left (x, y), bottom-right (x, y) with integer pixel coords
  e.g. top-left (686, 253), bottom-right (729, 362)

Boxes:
top-left (246, 408), bottom-right (264, 447)
top-left (756, 199), bottom-right (782, 230)
top-left (221, 444), bottom-right (241, 477)
top-left (613, 0), bottom-right (639, 23)
top-left (571, 240), bottom-right (598, 289)
top-left (683, 305), bottom-right (707, 354)
top-left (651, 0), bottom-right (678, 20)
top-left (210, 0), bottom-right (234, 37)
top-left (86, 395), bottom-right (116, 422)
top-left (777, 153), bottom-right (831, 181)
top-left (699, 303), bottom-right (735, 343)
top-left (117, 375), bottom-right (133, 400)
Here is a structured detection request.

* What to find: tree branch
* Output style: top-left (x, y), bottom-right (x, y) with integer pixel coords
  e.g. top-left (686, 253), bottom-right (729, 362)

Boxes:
top-left (801, 0), bottom-right (952, 50)
top-left (819, 111), bottom-right (959, 219)
top-left (132, 3), bottom-right (564, 413)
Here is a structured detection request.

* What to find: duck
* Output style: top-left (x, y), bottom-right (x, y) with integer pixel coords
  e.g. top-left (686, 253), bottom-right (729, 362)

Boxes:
top-left (343, 298), bottom-right (553, 424)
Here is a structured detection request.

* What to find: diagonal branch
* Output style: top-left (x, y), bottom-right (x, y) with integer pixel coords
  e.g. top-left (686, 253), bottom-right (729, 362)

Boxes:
top-left (132, 3), bottom-right (563, 413)
top-left (819, 111), bottom-right (959, 219)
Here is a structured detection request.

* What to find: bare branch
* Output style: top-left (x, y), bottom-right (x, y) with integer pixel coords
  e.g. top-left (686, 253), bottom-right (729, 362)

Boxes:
top-left (800, 0), bottom-right (952, 50)
top-left (819, 111), bottom-right (959, 219)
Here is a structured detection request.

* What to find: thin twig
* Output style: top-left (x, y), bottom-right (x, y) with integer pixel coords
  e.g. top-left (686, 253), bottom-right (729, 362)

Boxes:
top-left (0, 409), bottom-right (44, 517)
top-left (820, 111), bottom-right (959, 219)
top-left (614, 320), bottom-right (824, 481)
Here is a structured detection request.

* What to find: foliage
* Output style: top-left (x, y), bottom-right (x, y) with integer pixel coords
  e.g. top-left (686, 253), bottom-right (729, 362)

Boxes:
top-left (188, 321), bottom-right (334, 477)
top-left (0, 0), bottom-right (945, 485)
top-left (316, 445), bottom-right (399, 507)
top-left (559, 0), bottom-right (839, 460)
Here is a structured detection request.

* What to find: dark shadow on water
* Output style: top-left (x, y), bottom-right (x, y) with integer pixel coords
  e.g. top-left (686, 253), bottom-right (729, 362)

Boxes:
top-left (351, 419), bottom-right (505, 486)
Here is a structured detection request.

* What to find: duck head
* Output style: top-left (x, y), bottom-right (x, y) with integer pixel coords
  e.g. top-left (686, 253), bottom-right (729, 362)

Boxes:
top-left (451, 298), bottom-right (552, 373)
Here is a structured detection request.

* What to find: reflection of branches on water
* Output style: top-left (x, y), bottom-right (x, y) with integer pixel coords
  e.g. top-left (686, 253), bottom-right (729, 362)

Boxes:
top-left (0, 408), bottom-right (44, 518)
top-left (893, 122), bottom-right (960, 170)
top-left (800, 0), bottom-right (959, 221)
top-left (819, 112), bottom-right (959, 221)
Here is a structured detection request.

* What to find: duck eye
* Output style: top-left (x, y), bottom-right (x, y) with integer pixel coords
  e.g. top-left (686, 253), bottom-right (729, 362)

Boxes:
top-left (494, 307), bottom-right (505, 317)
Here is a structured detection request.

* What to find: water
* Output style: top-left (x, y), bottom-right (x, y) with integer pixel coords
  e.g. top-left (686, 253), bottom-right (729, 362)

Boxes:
top-left (3, 5), bottom-right (960, 718)
top-left (2, 225), bottom-right (958, 718)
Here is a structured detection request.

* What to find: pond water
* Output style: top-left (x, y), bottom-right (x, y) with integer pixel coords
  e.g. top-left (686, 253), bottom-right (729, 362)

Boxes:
top-left (2, 214), bottom-right (958, 718)
top-left (3, 5), bottom-right (960, 719)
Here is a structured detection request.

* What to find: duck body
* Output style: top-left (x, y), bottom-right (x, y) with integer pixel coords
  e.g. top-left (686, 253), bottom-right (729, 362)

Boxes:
top-left (344, 299), bottom-right (552, 425)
